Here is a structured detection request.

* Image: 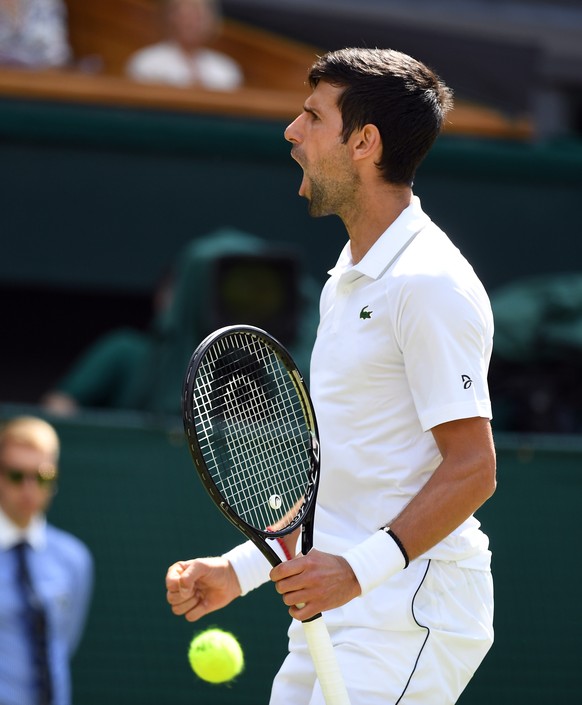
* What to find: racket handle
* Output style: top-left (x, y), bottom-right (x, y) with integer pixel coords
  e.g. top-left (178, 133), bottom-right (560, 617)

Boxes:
top-left (302, 614), bottom-right (352, 705)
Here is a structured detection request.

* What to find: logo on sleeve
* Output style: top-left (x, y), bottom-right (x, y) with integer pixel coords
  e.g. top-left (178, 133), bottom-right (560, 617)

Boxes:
top-left (461, 374), bottom-right (473, 389)
top-left (359, 306), bottom-right (373, 320)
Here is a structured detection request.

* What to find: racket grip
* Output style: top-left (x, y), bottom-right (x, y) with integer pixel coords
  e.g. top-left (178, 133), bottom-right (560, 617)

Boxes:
top-left (302, 615), bottom-right (351, 705)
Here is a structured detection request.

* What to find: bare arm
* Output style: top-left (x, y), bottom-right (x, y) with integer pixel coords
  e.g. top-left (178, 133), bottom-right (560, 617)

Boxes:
top-left (390, 416), bottom-right (496, 561)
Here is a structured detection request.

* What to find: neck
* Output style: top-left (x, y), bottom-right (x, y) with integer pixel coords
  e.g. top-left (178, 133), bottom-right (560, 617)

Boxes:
top-left (176, 39), bottom-right (201, 54)
top-left (0, 502), bottom-right (35, 531)
top-left (342, 185), bottom-right (413, 264)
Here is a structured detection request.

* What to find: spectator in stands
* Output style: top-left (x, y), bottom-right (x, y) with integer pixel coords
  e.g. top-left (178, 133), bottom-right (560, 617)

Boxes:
top-left (0, 415), bottom-right (93, 705)
top-left (0, 0), bottom-right (72, 69)
top-left (125, 0), bottom-right (243, 90)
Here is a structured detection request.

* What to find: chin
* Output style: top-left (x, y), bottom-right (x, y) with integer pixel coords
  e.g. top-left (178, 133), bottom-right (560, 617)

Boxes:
top-left (307, 204), bottom-right (328, 218)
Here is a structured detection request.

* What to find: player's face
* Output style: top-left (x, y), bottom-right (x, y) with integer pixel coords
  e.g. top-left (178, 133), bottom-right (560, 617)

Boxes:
top-left (0, 443), bottom-right (57, 528)
top-left (285, 81), bottom-right (359, 218)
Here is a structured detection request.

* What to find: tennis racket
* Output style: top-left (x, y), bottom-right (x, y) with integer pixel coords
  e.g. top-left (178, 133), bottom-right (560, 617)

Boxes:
top-left (182, 324), bottom-right (351, 705)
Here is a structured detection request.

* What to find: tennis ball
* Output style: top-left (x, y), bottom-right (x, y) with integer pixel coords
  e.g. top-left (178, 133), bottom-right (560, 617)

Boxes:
top-left (187, 628), bottom-right (244, 684)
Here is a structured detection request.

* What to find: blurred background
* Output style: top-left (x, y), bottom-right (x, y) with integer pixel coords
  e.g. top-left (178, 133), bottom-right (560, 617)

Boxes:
top-left (1, 1), bottom-right (581, 703)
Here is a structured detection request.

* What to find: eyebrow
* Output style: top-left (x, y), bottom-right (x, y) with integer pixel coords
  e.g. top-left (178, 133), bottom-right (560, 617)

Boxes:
top-left (303, 104), bottom-right (320, 118)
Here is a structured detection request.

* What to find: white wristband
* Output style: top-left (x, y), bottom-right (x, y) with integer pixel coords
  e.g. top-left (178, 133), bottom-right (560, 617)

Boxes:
top-left (222, 538), bottom-right (289, 597)
top-left (342, 529), bottom-right (406, 596)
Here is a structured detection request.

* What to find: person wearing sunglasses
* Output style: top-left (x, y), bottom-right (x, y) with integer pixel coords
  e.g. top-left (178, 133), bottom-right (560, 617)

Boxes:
top-left (0, 416), bottom-right (93, 705)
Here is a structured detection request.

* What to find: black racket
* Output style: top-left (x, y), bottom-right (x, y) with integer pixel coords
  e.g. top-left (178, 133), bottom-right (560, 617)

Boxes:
top-left (182, 325), bottom-right (351, 705)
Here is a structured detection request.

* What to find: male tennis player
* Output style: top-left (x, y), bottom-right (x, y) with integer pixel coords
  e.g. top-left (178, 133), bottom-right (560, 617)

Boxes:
top-left (167, 47), bottom-right (496, 704)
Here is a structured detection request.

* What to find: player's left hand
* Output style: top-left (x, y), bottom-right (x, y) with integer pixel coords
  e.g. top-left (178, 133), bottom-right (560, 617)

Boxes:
top-left (270, 548), bottom-right (361, 620)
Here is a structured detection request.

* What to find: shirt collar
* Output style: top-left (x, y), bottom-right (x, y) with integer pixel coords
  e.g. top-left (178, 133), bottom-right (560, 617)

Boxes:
top-left (0, 504), bottom-right (47, 551)
top-left (329, 195), bottom-right (431, 281)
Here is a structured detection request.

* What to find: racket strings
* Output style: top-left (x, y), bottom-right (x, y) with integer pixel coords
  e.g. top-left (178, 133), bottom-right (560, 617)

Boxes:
top-left (209, 341), bottom-right (309, 520)
top-left (198, 343), bottom-right (308, 526)
top-left (191, 333), bottom-right (313, 531)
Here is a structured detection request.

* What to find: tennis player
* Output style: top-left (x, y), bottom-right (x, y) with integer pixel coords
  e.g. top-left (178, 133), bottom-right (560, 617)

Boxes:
top-left (167, 47), bottom-right (496, 704)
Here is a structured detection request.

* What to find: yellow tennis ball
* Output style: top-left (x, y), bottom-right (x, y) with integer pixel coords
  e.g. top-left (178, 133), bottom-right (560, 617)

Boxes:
top-left (187, 628), bottom-right (244, 684)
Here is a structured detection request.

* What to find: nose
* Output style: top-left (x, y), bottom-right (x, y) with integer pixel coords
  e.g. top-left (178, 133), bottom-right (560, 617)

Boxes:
top-left (284, 114), bottom-right (302, 144)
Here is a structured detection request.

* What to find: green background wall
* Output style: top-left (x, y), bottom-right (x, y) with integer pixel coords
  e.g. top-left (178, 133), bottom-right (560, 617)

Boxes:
top-left (0, 406), bottom-right (578, 704)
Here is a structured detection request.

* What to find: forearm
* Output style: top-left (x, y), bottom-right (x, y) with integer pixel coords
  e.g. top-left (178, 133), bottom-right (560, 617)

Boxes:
top-left (390, 417), bottom-right (496, 562)
top-left (342, 417), bottom-right (496, 596)
top-left (390, 453), bottom-right (495, 562)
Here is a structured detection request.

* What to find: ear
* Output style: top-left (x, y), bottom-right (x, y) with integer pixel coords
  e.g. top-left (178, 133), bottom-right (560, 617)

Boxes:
top-left (350, 124), bottom-right (382, 162)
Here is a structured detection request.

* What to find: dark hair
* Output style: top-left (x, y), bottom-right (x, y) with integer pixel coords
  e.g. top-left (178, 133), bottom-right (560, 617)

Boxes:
top-left (308, 48), bottom-right (453, 185)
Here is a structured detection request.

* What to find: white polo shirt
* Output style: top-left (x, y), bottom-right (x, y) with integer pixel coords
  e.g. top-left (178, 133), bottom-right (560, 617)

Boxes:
top-left (310, 196), bottom-right (493, 582)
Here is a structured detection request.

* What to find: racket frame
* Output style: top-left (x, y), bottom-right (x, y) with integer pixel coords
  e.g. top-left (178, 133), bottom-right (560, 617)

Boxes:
top-left (182, 324), bottom-right (320, 567)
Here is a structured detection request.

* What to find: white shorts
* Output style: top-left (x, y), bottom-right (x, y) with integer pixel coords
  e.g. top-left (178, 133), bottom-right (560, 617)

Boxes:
top-left (269, 559), bottom-right (494, 705)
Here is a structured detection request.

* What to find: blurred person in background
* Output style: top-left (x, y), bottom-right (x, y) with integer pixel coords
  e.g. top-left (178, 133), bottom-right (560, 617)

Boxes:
top-left (0, 0), bottom-right (71, 69)
top-left (125, 0), bottom-right (243, 90)
top-left (0, 416), bottom-right (93, 705)
top-left (41, 230), bottom-right (319, 417)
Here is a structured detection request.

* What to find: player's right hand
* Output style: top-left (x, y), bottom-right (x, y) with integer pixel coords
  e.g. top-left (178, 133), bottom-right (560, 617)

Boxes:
top-left (165, 556), bottom-right (241, 621)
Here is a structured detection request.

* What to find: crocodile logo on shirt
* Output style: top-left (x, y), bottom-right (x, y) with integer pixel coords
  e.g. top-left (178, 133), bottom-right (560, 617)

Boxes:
top-left (359, 306), bottom-right (373, 320)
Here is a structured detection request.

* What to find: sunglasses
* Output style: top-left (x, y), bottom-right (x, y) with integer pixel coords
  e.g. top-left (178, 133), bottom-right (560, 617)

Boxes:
top-left (0, 466), bottom-right (57, 488)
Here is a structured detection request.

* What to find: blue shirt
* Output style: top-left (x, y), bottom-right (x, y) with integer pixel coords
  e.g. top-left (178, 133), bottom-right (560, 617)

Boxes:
top-left (0, 509), bottom-right (93, 705)
top-left (0, 0), bottom-right (71, 68)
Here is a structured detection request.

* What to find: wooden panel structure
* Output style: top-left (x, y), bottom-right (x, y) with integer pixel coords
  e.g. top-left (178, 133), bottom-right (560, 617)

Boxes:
top-left (64, 0), bottom-right (315, 89)
top-left (0, 0), bottom-right (533, 136)
top-left (65, 0), bottom-right (163, 75)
